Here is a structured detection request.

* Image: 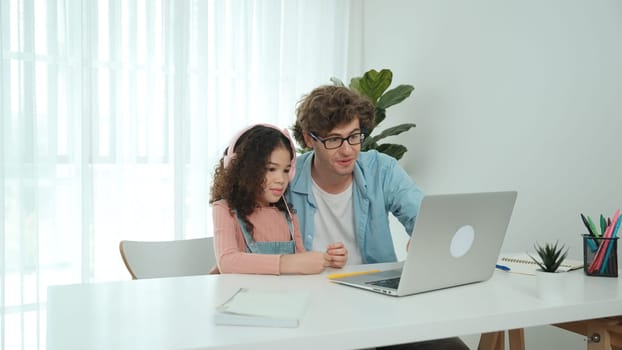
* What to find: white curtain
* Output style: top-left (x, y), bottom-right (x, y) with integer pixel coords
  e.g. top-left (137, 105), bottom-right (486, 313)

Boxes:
top-left (0, 0), bottom-right (360, 349)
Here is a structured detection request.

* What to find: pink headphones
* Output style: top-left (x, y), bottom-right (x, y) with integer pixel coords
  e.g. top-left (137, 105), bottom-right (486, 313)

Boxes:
top-left (223, 123), bottom-right (297, 181)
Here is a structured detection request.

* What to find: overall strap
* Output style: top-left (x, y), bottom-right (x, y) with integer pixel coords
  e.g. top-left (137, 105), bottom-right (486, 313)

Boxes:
top-left (234, 209), bottom-right (295, 254)
top-left (233, 210), bottom-right (254, 253)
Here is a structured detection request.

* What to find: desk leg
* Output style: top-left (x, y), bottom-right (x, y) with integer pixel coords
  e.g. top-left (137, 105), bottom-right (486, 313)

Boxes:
top-left (556, 317), bottom-right (622, 350)
top-left (508, 329), bottom-right (525, 350)
top-left (587, 321), bottom-right (611, 350)
top-left (612, 327), bottom-right (622, 350)
top-left (478, 331), bottom-right (504, 350)
top-left (600, 317), bottom-right (622, 350)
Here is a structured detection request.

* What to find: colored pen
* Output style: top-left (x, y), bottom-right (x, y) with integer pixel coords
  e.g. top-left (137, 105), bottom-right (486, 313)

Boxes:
top-left (495, 264), bottom-right (511, 272)
top-left (600, 214), bottom-right (607, 235)
top-left (599, 213), bottom-right (621, 274)
top-left (589, 210), bottom-right (620, 273)
top-left (580, 214), bottom-right (599, 251)
top-left (327, 269), bottom-right (381, 280)
top-left (585, 236), bottom-right (598, 252)
top-left (612, 215), bottom-right (621, 239)
top-left (586, 215), bottom-right (600, 238)
top-left (580, 213), bottom-right (592, 234)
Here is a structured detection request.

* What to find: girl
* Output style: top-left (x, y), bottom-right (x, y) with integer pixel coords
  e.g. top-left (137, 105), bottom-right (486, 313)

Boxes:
top-left (210, 124), bottom-right (347, 274)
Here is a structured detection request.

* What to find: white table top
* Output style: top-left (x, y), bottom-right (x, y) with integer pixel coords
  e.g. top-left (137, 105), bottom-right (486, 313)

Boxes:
top-left (46, 263), bottom-right (622, 350)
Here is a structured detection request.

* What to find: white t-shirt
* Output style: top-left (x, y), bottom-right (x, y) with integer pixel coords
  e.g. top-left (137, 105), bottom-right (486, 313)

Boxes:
top-left (310, 179), bottom-right (362, 265)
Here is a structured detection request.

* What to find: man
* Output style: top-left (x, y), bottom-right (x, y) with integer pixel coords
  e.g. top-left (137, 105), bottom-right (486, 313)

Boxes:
top-left (288, 85), bottom-right (423, 264)
top-left (287, 85), bottom-right (469, 350)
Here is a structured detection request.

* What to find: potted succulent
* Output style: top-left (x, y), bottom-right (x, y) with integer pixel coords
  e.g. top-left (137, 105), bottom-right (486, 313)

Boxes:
top-left (529, 241), bottom-right (569, 301)
top-left (529, 241), bottom-right (569, 273)
top-left (330, 68), bottom-right (416, 160)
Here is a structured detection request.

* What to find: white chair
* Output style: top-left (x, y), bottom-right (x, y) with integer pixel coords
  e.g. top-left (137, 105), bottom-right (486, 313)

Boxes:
top-left (119, 237), bottom-right (217, 279)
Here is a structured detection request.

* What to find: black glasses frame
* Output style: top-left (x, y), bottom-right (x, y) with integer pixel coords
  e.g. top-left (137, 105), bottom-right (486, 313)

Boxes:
top-left (308, 131), bottom-right (366, 150)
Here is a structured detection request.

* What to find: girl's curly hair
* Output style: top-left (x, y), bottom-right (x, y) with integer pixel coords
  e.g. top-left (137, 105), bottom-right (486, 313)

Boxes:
top-left (210, 125), bottom-right (295, 235)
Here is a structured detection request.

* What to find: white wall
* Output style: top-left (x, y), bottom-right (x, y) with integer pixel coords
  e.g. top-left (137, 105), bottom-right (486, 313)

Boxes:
top-left (363, 0), bottom-right (622, 348)
top-left (364, 0), bottom-right (622, 258)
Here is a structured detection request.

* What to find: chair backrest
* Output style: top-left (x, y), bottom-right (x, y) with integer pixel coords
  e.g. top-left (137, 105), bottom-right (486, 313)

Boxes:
top-left (119, 237), bottom-right (216, 279)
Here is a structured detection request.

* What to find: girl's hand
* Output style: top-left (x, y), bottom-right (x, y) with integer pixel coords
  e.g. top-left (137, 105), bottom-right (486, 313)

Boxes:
top-left (279, 251), bottom-right (331, 274)
top-left (326, 242), bottom-right (348, 268)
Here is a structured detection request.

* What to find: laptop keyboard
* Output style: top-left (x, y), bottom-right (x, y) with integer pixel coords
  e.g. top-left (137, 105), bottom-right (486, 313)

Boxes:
top-left (367, 277), bottom-right (401, 289)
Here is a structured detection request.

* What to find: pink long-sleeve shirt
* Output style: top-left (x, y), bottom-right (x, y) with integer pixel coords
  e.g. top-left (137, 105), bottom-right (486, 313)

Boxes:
top-left (212, 200), bottom-right (306, 275)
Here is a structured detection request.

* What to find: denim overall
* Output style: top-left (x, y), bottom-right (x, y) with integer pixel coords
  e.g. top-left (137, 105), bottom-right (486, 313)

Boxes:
top-left (236, 210), bottom-right (296, 254)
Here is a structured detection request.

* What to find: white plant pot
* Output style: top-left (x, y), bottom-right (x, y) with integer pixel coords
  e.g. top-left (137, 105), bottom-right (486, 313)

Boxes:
top-left (535, 269), bottom-right (567, 302)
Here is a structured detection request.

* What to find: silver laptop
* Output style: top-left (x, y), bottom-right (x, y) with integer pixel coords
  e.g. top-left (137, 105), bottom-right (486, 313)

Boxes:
top-left (331, 191), bottom-right (517, 297)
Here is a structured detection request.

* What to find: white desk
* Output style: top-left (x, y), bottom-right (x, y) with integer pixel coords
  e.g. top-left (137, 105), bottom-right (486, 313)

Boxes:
top-left (46, 263), bottom-right (622, 350)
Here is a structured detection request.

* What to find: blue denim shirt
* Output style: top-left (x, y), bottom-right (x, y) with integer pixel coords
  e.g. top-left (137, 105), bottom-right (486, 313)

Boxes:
top-left (286, 150), bottom-right (424, 263)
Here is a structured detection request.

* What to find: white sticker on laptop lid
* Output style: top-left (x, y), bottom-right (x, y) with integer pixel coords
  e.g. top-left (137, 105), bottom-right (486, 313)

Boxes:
top-left (450, 225), bottom-right (475, 258)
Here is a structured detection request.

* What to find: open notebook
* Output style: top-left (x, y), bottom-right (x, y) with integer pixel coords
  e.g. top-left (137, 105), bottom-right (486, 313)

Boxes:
top-left (497, 253), bottom-right (583, 275)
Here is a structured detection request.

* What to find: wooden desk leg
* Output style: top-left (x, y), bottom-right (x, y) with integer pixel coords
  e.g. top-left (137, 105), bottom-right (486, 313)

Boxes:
top-left (554, 317), bottom-right (622, 350)
top-left (587, 321), bottom-right (611, 350)
top-left (598, 317), bottom-right (622, 350)
top-left (508, 328), bottom-right (525, 350)
top-left (479, 331), bottom-right (504, 350)
top-left (612, 327), bottom-right (622, 350)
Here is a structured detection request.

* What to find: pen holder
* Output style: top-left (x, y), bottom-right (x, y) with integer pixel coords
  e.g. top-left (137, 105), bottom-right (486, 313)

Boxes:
top-left (583, 234), bottom-right (619, 277)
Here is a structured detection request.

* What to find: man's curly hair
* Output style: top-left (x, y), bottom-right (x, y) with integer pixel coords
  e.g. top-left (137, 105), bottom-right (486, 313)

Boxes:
top-left (210, 125), bottom-right (295, 235)
top-left (292, 85), bottom-right (375, 147)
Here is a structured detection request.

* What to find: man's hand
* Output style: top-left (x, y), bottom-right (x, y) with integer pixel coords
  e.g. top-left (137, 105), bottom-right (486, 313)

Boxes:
top-left (326, 242), bottom-right (348, 268)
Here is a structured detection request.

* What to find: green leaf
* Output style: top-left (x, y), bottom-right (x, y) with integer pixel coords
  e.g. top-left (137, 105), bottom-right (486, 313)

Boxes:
top-left (352, 69), bottom-right (393, 104)
top-left (363, 123), bottom-right (416, 156)
top-left (362, 137), bottom-right (378, 150)
top-left (528, 254), bottom-right (547, 272)
top-left (366, 123), bottom-right (416, 144)
top-left (377, 85), bottom-right (414, 110)
top-left (376, 143), bottom-right (407, 160)
top-left (374, 107), bottom-right (386, 127)
top-left (349, 77), bottom-right (362, 95)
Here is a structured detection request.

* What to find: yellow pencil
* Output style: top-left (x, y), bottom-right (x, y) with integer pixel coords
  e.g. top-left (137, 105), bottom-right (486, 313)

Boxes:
top-left (327, 269), bottom-right (381, 280)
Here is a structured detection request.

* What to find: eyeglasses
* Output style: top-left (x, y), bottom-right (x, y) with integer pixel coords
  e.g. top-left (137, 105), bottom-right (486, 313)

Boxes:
top-left (308, 132), bottom-right (366, 150)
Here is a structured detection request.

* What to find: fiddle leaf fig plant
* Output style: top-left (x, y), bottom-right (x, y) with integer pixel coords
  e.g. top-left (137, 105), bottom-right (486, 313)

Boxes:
top-left (330, 68), bottom-right (416, 160)
top-left (529, 241), bottom-right (569, 273)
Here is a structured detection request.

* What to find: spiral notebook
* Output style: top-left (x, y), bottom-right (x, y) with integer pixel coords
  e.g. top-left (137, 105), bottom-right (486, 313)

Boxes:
top-left (497, 253), bottom-right (584, 275)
